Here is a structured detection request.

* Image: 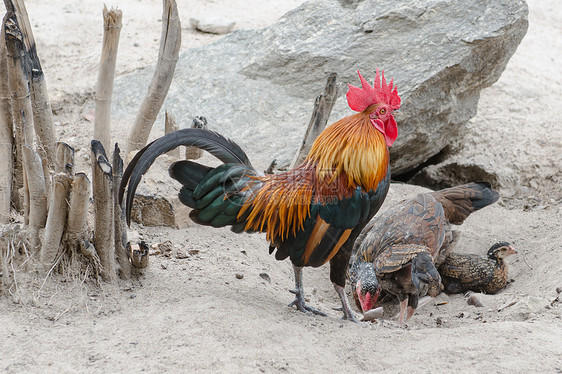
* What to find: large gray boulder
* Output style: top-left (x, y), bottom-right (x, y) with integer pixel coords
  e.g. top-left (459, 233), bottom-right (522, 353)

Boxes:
top-left (113, 0), bottom-right (528, 174)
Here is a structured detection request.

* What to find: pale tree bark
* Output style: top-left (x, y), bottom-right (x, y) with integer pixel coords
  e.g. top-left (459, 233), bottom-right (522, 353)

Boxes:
top-left (0, 33), bottom-right (13, 224)
top-left (21, 145), bottom-right (47, 252)
top-left (164, 111), bottom-right (180, 158)
top-left (290, 73), bottom-right (338, 168)
top-left (5, 0), bottom-right (56, 168)
top-left (40, 173), bottom-right (71, 267)
top-left (94, 6), bottom-right (122, 152)
top-left (3, 12), bottom-right (34, 215)
top-left (55, 141), bottom-right (75, 176)
top-left (91, 140), bottom-right (117, 282)
top-left (112, 144), bottom-right (131, 279)
top-left (125, 0), bottom-right (181, 159)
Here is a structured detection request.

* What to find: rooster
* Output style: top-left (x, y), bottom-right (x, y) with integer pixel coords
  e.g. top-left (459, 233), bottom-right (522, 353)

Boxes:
top-left (120, 70), bottom-right (401, 321)
top-left (349, 183), bottom-right (499, 323)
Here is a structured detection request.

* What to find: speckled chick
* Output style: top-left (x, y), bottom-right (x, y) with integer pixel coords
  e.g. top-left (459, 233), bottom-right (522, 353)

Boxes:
top-left (439, 242), bottom-right (517, 294)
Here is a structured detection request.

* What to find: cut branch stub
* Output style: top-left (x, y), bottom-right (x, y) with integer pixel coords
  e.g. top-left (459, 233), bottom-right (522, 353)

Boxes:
top-left (94, 6), bottom-right (123, 152)
top-left (3, 13), bottom-right (35, 213)
top-left (164, 111), bottom-right (180, 159)
top-left (112, 143), bottom-right (131, 279)
top-left (66, 172), bottom-right (90, 243)
top-left (21, 145), bottom-right (47, 252)
top-left (290, 73), bottom-right (338, 169)
top-left (0, 31), bottom-right (13, 224)
top-left (125, 0), bottom-right (181, 158)
top-left (55, 141), bottom-right (75, 177)
top-left (91, 140), bottom-right (117, 282)
top-left (40, 173), bottom-right (72, 267)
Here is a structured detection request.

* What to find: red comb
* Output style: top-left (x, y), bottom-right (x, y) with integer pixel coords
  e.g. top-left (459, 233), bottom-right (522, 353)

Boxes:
top-left (346, 69), bottom-right (401, 112)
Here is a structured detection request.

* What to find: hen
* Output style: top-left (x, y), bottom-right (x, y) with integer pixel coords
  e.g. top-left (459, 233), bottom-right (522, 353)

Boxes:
top-left (120, 70), bottom-right (401, 321)
top-left (349, 183), bottom-right (499, 323)
top-left (439, 241), bottom-right (517, 294)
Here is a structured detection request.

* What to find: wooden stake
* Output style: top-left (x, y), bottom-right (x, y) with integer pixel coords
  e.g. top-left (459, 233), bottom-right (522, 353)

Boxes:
top-left (185, 116), bottom-right (207, 160)
top-left (91, 140), bottom-right (116, 282)
top-left (40, 173), bottom-right (71, 266)
top-left (164, 111), bottom-right (180, 158)
top-left (21, 145), bottom-right (47, 252)
top-left (94, 6), bottom-right (122, 152)
top-left (125, 0), bottom-right (181, 158)
top-left (0, 32), bottom-right (13, 224)
top-left (112, 144), bottom-right (131, 279)
top-left (290, 73), bottom-right (338, 168)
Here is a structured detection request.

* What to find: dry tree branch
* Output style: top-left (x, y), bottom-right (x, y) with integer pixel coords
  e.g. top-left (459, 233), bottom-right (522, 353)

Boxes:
top-left (40, 173), bottom-right (71, 268)
top-left (91, 140), bottom-right (117, 282)
top-left (21, 145), bottom-right (47, 252)
top-left (125, 0), bottom-right (181, 159)
top-left (112, 144), bottom-right (131, 279)
top-left (3, 12), bottom-right (34, 214)
top-left (94, 6), bottom-right (122, 152)
top-left (0, 31), bottom-right (13, 224)
top-left (164, 111), bottom-right (180, 158)
top-left (290, 73), bottom-right (338, 168)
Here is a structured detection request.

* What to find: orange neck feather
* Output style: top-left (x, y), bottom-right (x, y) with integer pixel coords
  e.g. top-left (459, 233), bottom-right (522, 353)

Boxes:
top-left (305, 112), bottom-right (389, 192)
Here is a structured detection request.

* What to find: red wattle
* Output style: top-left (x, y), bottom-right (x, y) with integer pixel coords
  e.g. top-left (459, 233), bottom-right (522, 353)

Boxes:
top-left (371, 116), bottom-right (398, 147)
top-left (384, 115), bottom-right (398, 147)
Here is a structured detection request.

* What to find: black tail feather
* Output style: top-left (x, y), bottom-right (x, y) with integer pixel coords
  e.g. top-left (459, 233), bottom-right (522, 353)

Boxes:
top-left (119, 128), bottom-right (253, 226)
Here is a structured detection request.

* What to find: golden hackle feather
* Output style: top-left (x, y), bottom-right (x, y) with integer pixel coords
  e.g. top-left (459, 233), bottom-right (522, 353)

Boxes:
top-left (238, 112), bottom-right (389, 241)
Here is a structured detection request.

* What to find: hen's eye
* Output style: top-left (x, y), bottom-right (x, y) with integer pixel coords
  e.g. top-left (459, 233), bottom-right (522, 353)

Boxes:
top-left (379, 108), bottom-right (386, 115)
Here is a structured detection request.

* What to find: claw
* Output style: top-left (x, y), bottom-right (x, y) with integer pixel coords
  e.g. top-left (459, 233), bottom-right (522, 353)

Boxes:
top-left (288, 266), bottom-right (327, 316)
top-left (288, 290), bottom-right (327, 316)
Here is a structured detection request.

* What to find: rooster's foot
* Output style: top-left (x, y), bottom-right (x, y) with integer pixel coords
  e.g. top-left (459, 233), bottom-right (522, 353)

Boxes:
top-left (288, 289), bottom-right (327, 316)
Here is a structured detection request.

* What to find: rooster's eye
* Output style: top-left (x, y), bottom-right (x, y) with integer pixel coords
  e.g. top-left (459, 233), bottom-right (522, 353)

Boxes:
top-left (379, 108), bottom-right (386, 115)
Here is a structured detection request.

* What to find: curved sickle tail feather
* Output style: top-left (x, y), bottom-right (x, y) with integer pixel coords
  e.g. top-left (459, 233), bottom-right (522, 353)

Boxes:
top-left (119, 128), bottom-right (253, 226)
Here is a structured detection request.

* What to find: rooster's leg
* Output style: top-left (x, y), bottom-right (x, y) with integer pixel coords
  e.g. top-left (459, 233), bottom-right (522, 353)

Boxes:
top-left (288, 266), bottom-right (327, 316)
top-left (333, 283), bottom-right (359, 323)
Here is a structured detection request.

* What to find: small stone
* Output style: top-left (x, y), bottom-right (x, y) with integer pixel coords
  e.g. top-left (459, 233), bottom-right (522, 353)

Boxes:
top-left (130, 293), bottom-right (137, 299)
top-left (188, 249), bottom-right (200, 256)
top-left (189, 16), bottom-right (235, 35)
top-left (361, 307), bottom-right (384, 321)
top-left (467, 294), bottom-right (484, 307)
top-left (259, 272), bottom-right (271, 283)
top-left (235, 273), bottom-right (244, 279)
top-left (175, 250), bottom-right (189, 259)
top-left (556, 286), bottom-right (562, 294)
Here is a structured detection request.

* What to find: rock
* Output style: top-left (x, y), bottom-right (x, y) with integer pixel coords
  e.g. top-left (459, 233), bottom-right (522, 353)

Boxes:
top-left (130, 193), bottom-right (176, 227)
top-left (467, 294), bottom-right (484, 307)
top-left (190, 16), bottom-right (235, 34)
top-left (235, 273), bottom-right (244, 279)
top-left (361, 307), bottom-right (384, 321)
top-left (503, 296), bottom-right (550, 321)
top-left (259, 272), bottom-right (271, 283)
top-left (113, 0), bottom-right (528, 174)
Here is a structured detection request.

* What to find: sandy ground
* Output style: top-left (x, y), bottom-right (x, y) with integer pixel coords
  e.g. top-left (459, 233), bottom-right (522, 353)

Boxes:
top-left (1, 0), bottom-right (562, 373)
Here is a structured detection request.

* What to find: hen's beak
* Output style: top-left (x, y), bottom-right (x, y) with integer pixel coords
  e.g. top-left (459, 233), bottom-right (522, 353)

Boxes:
top-left (506, 245), bottom-right (518, 255)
